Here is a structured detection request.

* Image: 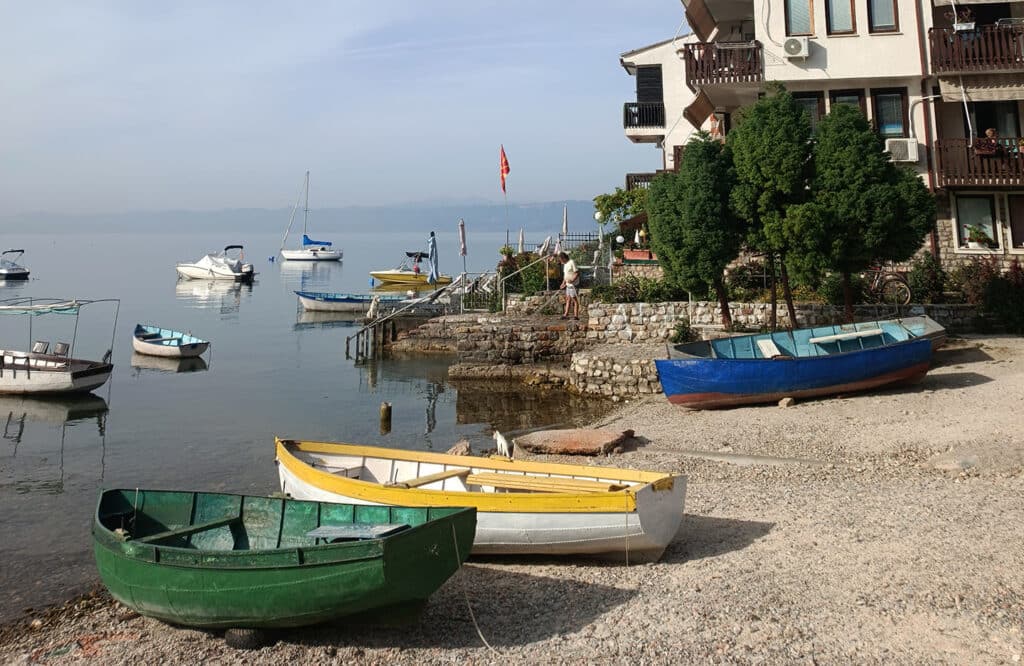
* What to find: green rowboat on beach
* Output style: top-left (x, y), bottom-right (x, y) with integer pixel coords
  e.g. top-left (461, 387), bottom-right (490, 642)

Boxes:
top-left (92, 489), bottom-right (476, 629)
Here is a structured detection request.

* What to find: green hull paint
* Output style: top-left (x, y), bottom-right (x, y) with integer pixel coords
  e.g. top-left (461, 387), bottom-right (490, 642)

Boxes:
top-left (93, 489), bottom-right (475, 629)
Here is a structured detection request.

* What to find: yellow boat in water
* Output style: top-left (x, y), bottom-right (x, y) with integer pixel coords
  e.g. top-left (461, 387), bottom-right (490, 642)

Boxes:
top-left (369, 252), bottom-right (452, 285)
top-left (275, 438), bottom-right (686, 562)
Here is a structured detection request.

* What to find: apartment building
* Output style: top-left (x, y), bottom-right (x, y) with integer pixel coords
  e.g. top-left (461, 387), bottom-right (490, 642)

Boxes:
top-left (621, 0), bottom-right (1024, 268)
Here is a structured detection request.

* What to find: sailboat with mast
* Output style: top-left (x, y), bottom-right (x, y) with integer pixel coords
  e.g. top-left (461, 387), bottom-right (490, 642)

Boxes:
top-left (280, 171), bottom-right (343, 262)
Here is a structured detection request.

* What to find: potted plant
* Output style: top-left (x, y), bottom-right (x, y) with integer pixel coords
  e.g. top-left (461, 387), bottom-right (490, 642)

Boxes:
top-left (945, 7), bottom-right (974, 31)
top-left (965, 224), bottom-right (994, 249)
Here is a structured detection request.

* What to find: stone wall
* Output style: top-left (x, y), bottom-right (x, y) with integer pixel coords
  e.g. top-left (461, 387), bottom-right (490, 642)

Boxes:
top-left (587, 301), bottom-right (981, 342)
top-left (611, 262), bottom-right (664, 281)
top-left (389, 313), bottom-right (589, 365)
top-left (568, 343), bottom-right (663, 400)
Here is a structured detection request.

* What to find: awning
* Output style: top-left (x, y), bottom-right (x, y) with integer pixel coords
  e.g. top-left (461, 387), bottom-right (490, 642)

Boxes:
top-left (684, 0), bottom-right (717, 42)
top-left (939, 75), bottom-right (1024, 102)
top-left (683, 90), bottom-right (714, 130)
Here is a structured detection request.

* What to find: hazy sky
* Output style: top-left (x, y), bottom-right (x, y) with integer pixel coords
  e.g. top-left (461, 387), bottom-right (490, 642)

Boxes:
top-left (1, 1), bottom-right (685, 215)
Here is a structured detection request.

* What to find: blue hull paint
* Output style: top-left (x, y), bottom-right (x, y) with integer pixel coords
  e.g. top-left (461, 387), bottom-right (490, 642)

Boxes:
top-left (655, 338), bottom-right (933, 409)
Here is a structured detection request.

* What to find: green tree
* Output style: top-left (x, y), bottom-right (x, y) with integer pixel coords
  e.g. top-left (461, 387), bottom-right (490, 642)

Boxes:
top-left (647, 134), bottom-right (746, 326)
top-left (593, 187), bottom-right (647, 224)
top-left (728, 83), bottom-right (813, 328)
top-left (786, 104), bottom-right (935, 320)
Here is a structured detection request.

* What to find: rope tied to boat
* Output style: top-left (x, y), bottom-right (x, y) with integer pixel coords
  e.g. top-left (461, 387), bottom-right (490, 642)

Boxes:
top-left (450, 524), bottom-right (500, 657)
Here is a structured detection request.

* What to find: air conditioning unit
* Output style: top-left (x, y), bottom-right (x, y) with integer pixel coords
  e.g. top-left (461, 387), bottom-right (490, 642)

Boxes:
top-left (783, 36), bottom-right (809, 59)
top-left (885, 138), bottom-right (920, 163)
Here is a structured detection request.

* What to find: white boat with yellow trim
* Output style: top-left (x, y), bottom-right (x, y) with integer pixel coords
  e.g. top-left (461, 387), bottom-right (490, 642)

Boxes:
top-left (275, 438), bottom-right (686, 562)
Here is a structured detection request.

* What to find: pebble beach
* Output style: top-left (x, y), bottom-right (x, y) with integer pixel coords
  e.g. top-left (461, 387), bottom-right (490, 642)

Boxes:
top-left (2, 335), bottom-right (1022, 664)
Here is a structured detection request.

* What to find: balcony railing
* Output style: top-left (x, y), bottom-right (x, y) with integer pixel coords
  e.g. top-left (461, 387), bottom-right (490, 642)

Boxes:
top-left (626, 172), bottom-right (657, 190)
top-left (930, 25), bottom-right (1024, 74)
top-left (936, 137), bottom-right (1024, 187)
top-left (623, 102), bottom-right (665, 129)
top-left (682, 41), bottom-right (763, 90)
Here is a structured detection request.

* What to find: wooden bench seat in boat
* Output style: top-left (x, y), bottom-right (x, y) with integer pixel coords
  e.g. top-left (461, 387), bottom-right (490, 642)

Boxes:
top-left (305, 523), bottom-right (409, 543)
top-left (464, 472), bottom-right (629, 494)
top-left (136, 515), bottom-right (239, 544)
top-left (756, 339), bottom-right (784, 359)
top-left (808, 328), bottom-right (884, 345)
top-left (385, 467), bottom-right (470, 489)
top-left (141, 336), bottom-right (183, 344)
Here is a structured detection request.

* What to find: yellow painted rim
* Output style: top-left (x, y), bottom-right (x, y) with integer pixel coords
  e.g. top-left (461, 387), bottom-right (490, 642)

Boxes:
top-left (274, 438), bottom-right (679, 514)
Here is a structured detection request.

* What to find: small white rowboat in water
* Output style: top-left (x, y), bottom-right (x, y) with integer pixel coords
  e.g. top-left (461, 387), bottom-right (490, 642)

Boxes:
top-left (132, 324), bottom-right (209, 358)
top-left (275, 438), bottom-right (686, 562)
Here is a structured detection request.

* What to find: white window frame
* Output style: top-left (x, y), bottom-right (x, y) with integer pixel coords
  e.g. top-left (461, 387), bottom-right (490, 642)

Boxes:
top-left (1004, 193), bottom-right (1024, 253)
top-left (950, 192), bottom-right (1007, 254)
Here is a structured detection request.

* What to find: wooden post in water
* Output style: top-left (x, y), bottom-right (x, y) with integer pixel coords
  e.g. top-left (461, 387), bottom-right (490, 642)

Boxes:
top-left (379, 402), bottom-right (392, 434)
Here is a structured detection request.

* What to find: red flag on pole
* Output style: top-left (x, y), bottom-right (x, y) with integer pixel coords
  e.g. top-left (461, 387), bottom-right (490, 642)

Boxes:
top-left (499, 145), bottom-right (510, 193)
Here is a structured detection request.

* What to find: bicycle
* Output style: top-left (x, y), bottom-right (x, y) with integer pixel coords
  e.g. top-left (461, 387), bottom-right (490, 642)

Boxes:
top-left (863, 262), bottom-right (912, 305)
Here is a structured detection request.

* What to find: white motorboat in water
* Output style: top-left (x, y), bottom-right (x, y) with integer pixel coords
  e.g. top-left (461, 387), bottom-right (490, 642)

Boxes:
top-left (279, 171), bottom-right (342, 262)
top-left (176, 245), bottom-right (255, 281)
top-left (0, 298), bottom-right (119, 395)
top-left (0, 249), bottom-right (30, 280)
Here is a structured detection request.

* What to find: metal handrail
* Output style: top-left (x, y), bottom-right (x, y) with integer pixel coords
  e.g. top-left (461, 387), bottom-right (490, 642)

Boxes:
top-left (499, 255), bottom-right (554, 311)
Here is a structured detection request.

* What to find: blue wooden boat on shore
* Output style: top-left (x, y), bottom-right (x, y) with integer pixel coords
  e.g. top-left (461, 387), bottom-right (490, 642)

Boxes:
top-left (655, 316), bottom-right (945, 409)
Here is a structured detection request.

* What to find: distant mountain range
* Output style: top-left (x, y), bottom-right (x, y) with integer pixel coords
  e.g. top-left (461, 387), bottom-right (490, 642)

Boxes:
top-left (4, 200), bottom-right (600, 234)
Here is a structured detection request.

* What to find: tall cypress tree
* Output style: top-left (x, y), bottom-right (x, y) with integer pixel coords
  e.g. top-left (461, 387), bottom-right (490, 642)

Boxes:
top-left (728, 84), bottom-right (813, 328)
top-left (787, 104), bottom-right (935, 320)
top-left (648, 133), bottom-right (746, 327)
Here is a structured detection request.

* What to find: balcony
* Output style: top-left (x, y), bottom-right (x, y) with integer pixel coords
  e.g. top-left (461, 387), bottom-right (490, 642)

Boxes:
top-left (682, 41), bottom-right (763, 90)
top-left (935, 138), bottom-right (1024, 188)
top-left (623, 102), bottom-right (665, 129)
top-left (930, 24), bottom-right (1024, 74)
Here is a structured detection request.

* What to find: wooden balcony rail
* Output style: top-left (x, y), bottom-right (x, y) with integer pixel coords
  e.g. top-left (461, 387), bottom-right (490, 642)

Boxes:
top-left (929, 25), bottom-right (1024, 73)
top-left (682, 41), bottom-right (763, 90)
top-left (623, 102), bottom-right (665, 129)
top-left (626, 173), bottom-right (657, 190)
top-left (936, 137), bottom-right (1024, 188)
top-left (625, 170), bottom-right (674, 190)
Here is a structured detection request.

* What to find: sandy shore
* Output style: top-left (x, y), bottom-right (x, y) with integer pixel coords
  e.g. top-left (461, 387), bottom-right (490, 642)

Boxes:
top-left (2, 336), bottom-right (1022, 664)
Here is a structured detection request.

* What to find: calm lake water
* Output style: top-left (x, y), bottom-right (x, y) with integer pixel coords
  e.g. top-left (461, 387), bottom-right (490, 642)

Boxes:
top-left (0, 230), bottom-right (608, 623)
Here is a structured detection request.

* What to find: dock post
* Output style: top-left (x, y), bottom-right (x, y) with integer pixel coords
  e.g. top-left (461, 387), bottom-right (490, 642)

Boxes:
top-left (379, 401), bottom-right (392, 434)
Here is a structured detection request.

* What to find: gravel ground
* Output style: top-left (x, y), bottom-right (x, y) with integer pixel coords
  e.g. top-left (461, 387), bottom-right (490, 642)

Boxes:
top-left (2, 336), bottom-right (1022, 664)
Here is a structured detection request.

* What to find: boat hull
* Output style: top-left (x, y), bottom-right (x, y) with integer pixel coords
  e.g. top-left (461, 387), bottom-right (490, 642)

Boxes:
top-left (132, 325), bottom-right (210, 358)
top-left (175, 264), bottom-right (255, 281)
top-left (656, 338), bottom-right (934, 409)
top-left (275, 439), bottom-right (685, 562)
top-left (281, 248), bottom-right (343, 262)
top-left (0, 270), bottom-right (29, 280)
top-left (93, 489), bottom-right (475, 629)
top-left (297, 293), bottom-right (369, 312)
top-left (0, 353), bottom-right (112, 395)
top-left (369, 270), bottom-right (452, 285)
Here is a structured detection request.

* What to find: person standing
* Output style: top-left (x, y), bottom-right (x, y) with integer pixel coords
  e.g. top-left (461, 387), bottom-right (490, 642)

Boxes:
top-left (558, 251), bottom-right (579, 320)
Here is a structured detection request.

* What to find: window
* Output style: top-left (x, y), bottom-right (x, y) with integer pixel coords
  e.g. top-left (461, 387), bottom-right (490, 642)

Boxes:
top-left (785, 0), bottom-right (813, 36)
top-left (826, 0), bottom-right (856, 34)
top-left (871, 88), bottom-right (908, 138)
top-left (1008, 195), bottom-right (1024, 249)
top-left (793, 92), bottom-right (826, 130)
top-left (955, 195), bottom-right (998, 248)
top-left (829, 89), bottom-right (866, 116)
top-left (868, 0), bottom-right (898, 33)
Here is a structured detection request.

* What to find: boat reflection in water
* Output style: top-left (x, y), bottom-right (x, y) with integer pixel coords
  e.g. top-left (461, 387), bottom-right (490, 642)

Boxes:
top-left (2, 393), bottom-right (110, 493)
top-left (130, 352), bottom-right (209, 375)
top-left (293, 309), bottom-right (364, 331)
top-left (278, 259), bottom-right (337, 293)
top-left (174, 280), bottom-right (251, 317)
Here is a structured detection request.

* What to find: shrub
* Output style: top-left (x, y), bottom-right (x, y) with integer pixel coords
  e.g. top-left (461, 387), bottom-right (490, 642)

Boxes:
top-left (725, 261), bottom-right (769, 302)
top-left (949, 256), bottom-right (1001, 305)
top-left (984, 259), bottom-right (1024, 333)
top-left (589, 276), bottom-right (688, 303)
top-left (818, 273), bottom-right (867, 306)
top-left (670, 318), bottom-right (697, 343)
top-left (907, 252), bottom-right (947, 304)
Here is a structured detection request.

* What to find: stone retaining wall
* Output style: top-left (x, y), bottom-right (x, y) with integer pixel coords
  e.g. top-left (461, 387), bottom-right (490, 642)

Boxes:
top-left (390, 313), bottom-right (589, 365)
top-left (587, 301), bottom-right (980, 343)
top-left (568, 343), bottom-right (663, 400)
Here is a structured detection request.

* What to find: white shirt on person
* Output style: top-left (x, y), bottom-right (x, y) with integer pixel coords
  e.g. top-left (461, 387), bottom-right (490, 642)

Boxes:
top-left (562, 259), bottom-right (578, 284)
